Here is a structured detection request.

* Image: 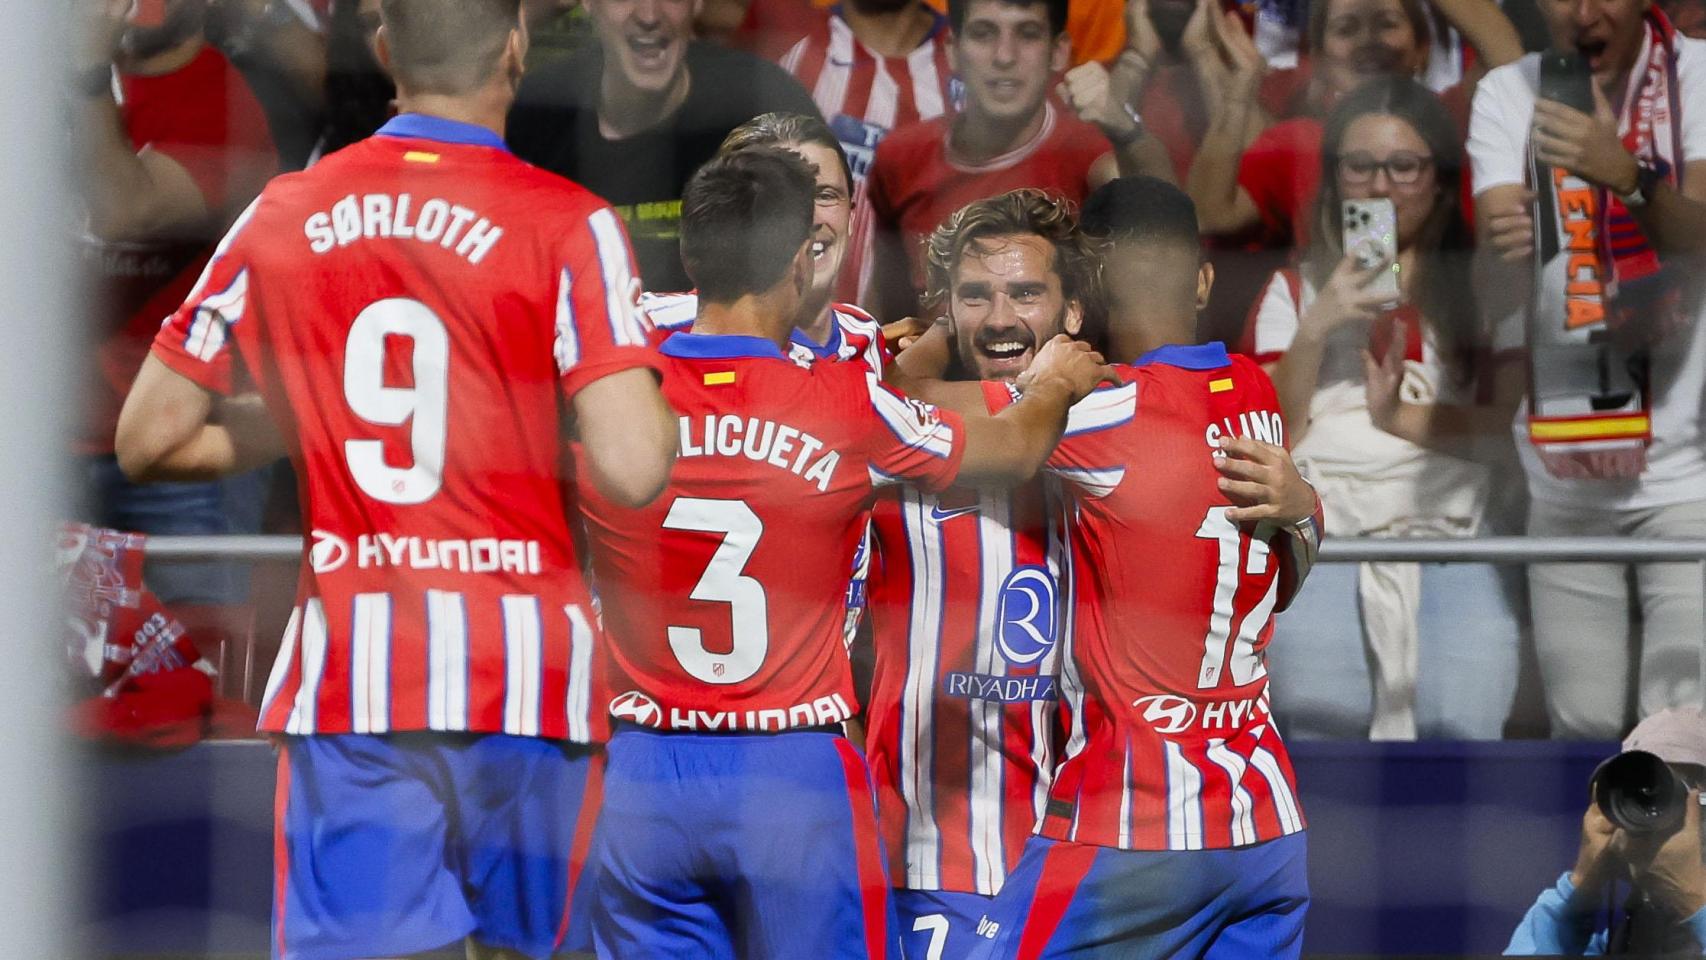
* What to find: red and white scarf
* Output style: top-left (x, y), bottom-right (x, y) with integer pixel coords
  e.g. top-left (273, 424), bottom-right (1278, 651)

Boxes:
top-left (1527, 10), bottom-right (1684, 479)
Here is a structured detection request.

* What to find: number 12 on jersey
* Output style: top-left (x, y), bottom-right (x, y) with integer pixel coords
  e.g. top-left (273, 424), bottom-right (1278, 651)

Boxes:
top-left (1194, 507), bottom-right (1279, 690)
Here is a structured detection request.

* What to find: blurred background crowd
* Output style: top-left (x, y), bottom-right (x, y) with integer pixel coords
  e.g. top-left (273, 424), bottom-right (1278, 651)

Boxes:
top-left (68, 0), bottom-right (1706, 745)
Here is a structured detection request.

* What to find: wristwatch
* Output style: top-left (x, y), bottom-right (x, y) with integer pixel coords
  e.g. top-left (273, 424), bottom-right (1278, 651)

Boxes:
top-left (1617, 161), bottom-right (1662, 208)
top-left (1106, 104), bottom-right (1146, 148)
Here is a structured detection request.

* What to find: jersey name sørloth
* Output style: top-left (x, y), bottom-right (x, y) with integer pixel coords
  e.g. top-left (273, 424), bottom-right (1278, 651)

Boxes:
top-left (150, 116), bottom-right (657, 741)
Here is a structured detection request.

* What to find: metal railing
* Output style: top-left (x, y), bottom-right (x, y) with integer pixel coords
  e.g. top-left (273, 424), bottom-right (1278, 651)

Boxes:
top-left (140, 534), bottom-right (1706, 707)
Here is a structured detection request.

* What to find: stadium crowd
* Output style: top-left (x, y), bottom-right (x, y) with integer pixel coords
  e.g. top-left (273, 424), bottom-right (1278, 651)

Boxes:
top-left (66, 0), bottom-right (1706, 956)
top-left (74, 0), bottom-right (1705, 744)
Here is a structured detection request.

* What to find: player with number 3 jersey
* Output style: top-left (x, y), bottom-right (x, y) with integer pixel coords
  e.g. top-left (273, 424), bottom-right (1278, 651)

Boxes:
top-left (116, 3), bottom-right (677, 957)
top-left (576, 149), bottom-right (1106, 960)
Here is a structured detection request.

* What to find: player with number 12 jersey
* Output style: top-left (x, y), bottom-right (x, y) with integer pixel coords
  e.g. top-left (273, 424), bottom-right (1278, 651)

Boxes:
top-left (982, 344), bottom-right (1319, 959)
top-left (147, 110), bottom-right (663, 959)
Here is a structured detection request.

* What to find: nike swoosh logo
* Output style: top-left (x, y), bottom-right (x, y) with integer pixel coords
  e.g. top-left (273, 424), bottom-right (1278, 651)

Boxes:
top-left (929, 503), bottom-right (979, 523)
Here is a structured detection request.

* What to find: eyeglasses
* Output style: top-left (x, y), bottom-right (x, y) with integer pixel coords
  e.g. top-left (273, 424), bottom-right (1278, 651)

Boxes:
top-left (1336, 151), bottom-right (1435, 185)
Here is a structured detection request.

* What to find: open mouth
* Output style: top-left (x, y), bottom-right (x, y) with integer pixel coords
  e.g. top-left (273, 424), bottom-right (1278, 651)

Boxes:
top-left (1576, 38), bottom-right (1610, 70)
top-left (810, 239), bottom-right (829, 261)
top-left (977, 336), bottom-right (1035, 373)
top-left (626, 34), bottom-right (673, 69)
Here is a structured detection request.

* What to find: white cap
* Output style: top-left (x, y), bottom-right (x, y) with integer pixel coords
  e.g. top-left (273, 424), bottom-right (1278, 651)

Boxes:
top-left (1623, 707), bottom-right (1706, 769)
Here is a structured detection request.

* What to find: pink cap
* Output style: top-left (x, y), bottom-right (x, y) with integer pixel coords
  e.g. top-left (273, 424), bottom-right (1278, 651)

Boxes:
top-left (1623, 707), bottom-right (1706, 769)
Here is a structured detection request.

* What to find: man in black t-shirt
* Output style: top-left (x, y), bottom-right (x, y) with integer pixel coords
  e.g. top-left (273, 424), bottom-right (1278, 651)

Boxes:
top-left (508, 0), bottom-right (820, 291)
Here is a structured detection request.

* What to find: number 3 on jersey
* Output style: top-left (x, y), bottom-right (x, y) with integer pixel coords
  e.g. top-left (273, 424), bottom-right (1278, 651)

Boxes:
top-left (663, 497), bottom-right (770, 685)
top-left (343, 298), bottom-right (449, 505)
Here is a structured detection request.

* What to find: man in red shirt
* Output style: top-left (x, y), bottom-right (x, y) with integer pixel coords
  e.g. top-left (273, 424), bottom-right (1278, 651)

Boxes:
top-left (974, 176), bottom-right (1321, 960)
top-left (73, 0), bottom-right (278, 606)
top-left (115, 1), bottom-right (678, 956)
top-left (861, 0), bottom-right (1172, 321)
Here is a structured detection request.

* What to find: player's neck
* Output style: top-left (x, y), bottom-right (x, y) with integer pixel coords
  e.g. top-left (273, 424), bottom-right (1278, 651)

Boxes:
top-left (950, 104), bottom-right (1047, 164)
top-left (117, 34), bottom-right (204, 77)
top-left (795, 292), bottom-right (837, 345)
top-left (394, 88), bottom-right (512, 140)
top-left (841, 1), bottom-right (937, 58)
top-left (695, 294), bottom-right (797, 350)
top-left (1108, 313), bottom-right (1195, 364)
top-left (598, 66), bottom-right (691, 140)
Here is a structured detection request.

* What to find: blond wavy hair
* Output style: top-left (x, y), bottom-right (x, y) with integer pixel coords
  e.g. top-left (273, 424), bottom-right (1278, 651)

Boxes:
top-left (923, 189), bottom-right (1105, 345)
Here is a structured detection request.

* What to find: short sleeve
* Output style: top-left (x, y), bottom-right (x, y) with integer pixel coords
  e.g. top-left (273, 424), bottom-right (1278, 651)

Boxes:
top-left (1468, 60), bottom-right (1536, 195)
top-left (1236, 121), bottom-right (1311, 238)
top-left (124, 51), bottom-right (277, 215)
top-left (554, 205), bottom-right (667, 398)
top-left (1247, 270), bottom-right (1303, 364)
top-left (1677, 38), bottom-right (1706, 162)
top-left (148, 197), bottom-right (264, 395)
top-left (860, 373), bottom-right (966, 492)
top-left (985, 376), bottom-right (1138, 498)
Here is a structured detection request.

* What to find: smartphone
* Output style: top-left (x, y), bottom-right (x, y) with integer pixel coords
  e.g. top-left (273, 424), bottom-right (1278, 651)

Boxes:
top-left (1538, 50), bottom-right (1594, 112)
top-left (1342, 198), bottom-right (1400, 306)
top-left (127, 0), bottom-right (168, 28)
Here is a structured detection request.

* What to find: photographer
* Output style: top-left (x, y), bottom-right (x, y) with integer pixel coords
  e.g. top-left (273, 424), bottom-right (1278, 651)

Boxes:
top-left (1508, 708), bottom-right (1706, 954)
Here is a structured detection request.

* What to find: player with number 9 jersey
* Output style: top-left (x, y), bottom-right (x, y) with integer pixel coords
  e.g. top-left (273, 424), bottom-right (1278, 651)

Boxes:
top-left (146, 110), bottom-right (664, 960)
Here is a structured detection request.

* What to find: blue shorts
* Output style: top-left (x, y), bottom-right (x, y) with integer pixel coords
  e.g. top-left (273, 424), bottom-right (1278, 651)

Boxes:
top-left (976, 833), bottom-right (1309, 960)
top-left (591, 727), bottom-right (899, 959)
top-left (272, 733), bottom-right (603, 960)
top-left (894, 888), bottom-right (1003, 959)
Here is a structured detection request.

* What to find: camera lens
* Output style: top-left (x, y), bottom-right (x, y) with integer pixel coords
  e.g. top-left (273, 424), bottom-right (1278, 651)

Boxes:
top-left (1593, 750), bottom-right (1688, 835)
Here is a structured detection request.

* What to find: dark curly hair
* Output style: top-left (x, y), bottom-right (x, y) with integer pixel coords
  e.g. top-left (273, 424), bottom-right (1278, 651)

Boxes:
top-left (923, 189), bottom-right (1106, 348)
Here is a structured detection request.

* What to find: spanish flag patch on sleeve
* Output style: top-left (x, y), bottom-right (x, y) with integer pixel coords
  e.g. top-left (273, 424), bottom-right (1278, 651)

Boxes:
top-left (703, 371), bottom-right (737, 386)
top-left (1209, 377), bottom-right (1234, 393)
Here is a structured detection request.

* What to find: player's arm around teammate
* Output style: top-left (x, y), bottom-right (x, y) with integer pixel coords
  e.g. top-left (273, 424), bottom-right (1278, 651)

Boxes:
top-left (951, 334), bottom-right (1111, 485)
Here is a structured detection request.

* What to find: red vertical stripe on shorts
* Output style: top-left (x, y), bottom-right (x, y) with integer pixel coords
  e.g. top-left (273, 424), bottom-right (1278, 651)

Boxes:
top-left (1014, 842), bottom-right (1099, 960)
top-left (834, 738), bottom-right (891, 960)
top-left (553, 747), bottom-right (607, 952)
top-left (272, 746), bottom-right (292, 960)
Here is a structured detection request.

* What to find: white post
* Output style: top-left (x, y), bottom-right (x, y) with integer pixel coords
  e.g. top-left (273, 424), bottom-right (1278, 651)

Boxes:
top-left (0, 0), bottom-right (79, 952)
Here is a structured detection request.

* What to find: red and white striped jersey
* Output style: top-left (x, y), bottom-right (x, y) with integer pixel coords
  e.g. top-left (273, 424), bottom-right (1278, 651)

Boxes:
top-left (988, 344), bottom-right (1308, 852)
top-left (864, 479), bottom-right (1069, 895)
top-left (640, 291), bottom-right (887, 376)
top-left (578, 332), bottom-right (965, 733)
top-left (149, 114), bottom-right (659, 742)
top-left (639, 292), bottom-right (887, 644)
top-left (777, 9), bottom-right (957, 303)
top-left (777, 9), bottom-right (955, 189)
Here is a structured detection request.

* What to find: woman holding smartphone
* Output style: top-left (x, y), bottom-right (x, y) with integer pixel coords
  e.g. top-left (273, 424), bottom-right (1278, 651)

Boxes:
top-left (1243, 76), bottom-right (1520, 740)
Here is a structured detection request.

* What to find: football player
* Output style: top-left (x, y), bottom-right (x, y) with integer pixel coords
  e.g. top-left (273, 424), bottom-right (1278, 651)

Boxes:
top-left (115, 2), bottom-right (676, 955)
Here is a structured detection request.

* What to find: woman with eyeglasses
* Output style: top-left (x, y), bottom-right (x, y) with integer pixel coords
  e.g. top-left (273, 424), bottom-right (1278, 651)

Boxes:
top-left (1242, 76), bottom-right (1520, 741)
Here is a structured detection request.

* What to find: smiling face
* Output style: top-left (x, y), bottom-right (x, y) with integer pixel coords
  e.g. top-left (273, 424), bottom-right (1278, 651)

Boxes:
top-left (946, 232), bottom-right (1082, 381)
top-left (1336, 113), bottom-right (1439, 249)
top-left (950, 0), bottom-right (1068, 127)
top-left (586, 0), bottom-right (697, 95)
top-left (782, 140), bottom-right (854, 306)
top-left (1316, 0), bottom-right (1428, 99)
top-left (1541, 0), bottom-right (1650, 88)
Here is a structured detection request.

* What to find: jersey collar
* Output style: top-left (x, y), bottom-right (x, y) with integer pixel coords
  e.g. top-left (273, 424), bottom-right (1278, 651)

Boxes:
top-left (659, 332), bottom-right (789, 361)
top-left (790, 319), bottom-right (843, 359)
top-left (377, 113), bottom-right (510, 152)
top-left (1134, 342), bottom-right (1230, 371)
